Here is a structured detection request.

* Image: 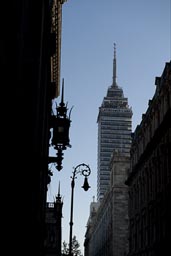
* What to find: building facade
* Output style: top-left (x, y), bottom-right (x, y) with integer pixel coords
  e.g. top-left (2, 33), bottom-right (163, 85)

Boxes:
top-left (97, 45), bottom-right (132, 201)
top-left (2, 1), bottom-right (67, 255)
top-left (126, 61), bottom-right (171, 256)
top-left (84, 153), bottom-right (130, 256)
top-left (84, 200), bottom-right (100, 256)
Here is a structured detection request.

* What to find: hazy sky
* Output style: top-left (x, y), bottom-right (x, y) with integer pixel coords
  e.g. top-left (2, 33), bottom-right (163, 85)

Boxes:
top-left (47, 0), bottom-right (170, 253)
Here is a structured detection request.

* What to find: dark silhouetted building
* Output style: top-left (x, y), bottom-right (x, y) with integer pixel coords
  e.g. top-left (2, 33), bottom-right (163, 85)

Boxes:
top-left (2, 1), bottom-right (67, 255)
top-left (45, 188), bottom-right (63, 256)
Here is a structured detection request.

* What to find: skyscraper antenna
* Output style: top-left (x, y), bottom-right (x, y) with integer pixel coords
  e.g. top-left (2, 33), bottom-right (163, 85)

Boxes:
top-left (112, 43), bottom-right (117, 86)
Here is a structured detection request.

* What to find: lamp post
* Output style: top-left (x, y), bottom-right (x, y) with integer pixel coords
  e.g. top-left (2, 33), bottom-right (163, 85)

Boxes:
top-left (69, 163), bottom-right (91, 256)
top-left (48, 78), bottom-right (73, 171)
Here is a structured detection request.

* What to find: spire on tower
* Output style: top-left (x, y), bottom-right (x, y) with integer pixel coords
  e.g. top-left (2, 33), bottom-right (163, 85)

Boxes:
top-left (56, 181), bottom-right (62, 201)
top-left (112, 43), bottom-right (117, 86)
top-left (58, 181), bottom-right (60, 197)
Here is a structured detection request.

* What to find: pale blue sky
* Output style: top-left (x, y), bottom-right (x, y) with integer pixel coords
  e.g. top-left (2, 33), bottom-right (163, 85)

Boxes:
top-left (47, 0), bottom-right (170, 253)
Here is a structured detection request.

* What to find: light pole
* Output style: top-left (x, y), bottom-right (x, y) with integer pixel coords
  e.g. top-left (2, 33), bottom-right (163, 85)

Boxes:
top-left (48, 78), bottom-right (73, 171)
top-left (69, 163), bottom-right (91, 256)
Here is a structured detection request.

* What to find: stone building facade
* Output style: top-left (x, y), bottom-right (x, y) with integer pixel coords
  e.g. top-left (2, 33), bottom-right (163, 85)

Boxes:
top-left (84, 153), bottom-right (130, 256)
top-left (84, 200), bottom-right (100, 256)
top-left (126, 61), bottom-right (171, 256)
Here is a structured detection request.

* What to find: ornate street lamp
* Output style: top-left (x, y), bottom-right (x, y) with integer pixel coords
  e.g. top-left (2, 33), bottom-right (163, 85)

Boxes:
top-left (49, 79), bottom-right (72, 171)
top-left (69, 163), bottom-right (91, 256)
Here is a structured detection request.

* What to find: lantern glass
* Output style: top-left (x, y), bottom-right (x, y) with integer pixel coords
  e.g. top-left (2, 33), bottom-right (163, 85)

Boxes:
top-left (52, 117), bottom-right (70, 147)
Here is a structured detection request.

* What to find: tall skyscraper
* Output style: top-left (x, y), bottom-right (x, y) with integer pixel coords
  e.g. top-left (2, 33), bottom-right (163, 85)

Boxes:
top-left (97, 44), bottom-right (132, 201)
